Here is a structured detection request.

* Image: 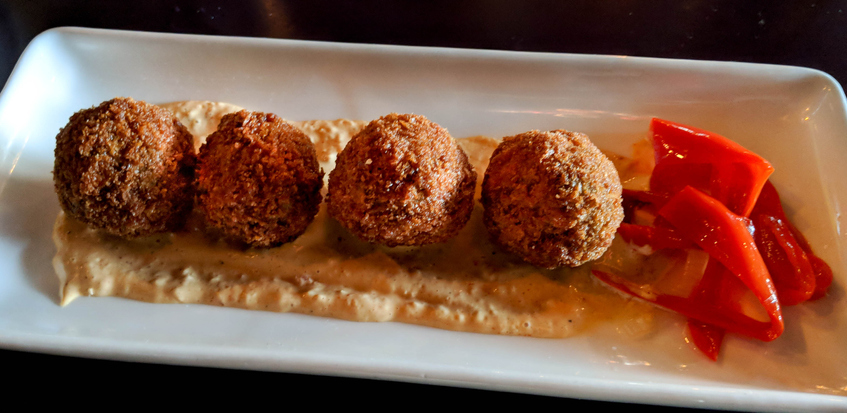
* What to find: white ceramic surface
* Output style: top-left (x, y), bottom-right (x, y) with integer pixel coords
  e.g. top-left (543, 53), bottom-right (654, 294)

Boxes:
top-left (0, 27), bottom-right (845, 412)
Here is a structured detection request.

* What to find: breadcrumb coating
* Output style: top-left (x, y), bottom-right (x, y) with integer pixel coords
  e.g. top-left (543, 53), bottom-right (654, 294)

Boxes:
top-left (482, 130), bottom-right (623, 268)
top-left (327, 113), bottom-right (477, 246)
top-left (53, 97), bottom-right (196, 238)
top-left (196, 110), bottom-right (323, 247)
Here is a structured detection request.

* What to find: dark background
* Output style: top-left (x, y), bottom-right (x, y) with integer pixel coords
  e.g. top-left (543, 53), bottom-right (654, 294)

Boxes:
top-left (2, 1), bottom-right (845, 410)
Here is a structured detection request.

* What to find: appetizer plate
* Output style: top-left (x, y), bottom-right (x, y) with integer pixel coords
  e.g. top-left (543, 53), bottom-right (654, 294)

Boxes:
top-left (1, 27), bottom-right (845, 411)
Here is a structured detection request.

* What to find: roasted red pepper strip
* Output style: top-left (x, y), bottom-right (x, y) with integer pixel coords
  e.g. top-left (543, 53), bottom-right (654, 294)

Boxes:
top-left (593, 268), bottom-right (781, 341)
top-left (750, 180), bottom-right (832, 303)
top-left (687, 319), bottom-right (724, 362)
top-left (604, 119), bottom-right (831, 360)
top-left (650, 118), bottom-right (774, 217)
top-left (622, 189), bottom-right (670, 207)
top-left (658, 186), bottom-right (783, 341)
top-left (596, 186), bottom-right (784, 343)
top-left (783, 218), bottom-right (833, 299)
top-left (686, 257), bottom-right (730, 359)
top-left (809, 255), bottom-right (834, 300)
top-left (753, 217), bottom-right (815, 305)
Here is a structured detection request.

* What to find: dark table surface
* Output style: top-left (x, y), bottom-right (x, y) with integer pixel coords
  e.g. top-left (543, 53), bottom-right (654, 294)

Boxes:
top-left (2, 1), bottom-right (845, 410)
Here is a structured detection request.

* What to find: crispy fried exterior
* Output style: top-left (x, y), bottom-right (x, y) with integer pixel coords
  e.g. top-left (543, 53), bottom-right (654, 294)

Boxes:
top-left (327, 113), bottom-right (477, 246)
top-left (482, 130), bottom-right (623, 268)
top-left (53, 97), bottom-right (196, 238)
top-left (196, 110), bottom-right (323, 247)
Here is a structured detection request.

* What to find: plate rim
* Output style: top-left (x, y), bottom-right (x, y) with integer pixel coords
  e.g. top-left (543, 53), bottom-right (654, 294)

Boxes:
top-left (1, 26), bottom-right (845, 412)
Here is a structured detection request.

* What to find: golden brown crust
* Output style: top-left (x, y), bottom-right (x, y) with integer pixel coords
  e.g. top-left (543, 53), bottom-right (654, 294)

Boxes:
top-left (482, 130), bottom-right (623, 268)
top-left (196, 110), bottom-right (323, 247)
top-left (327, 113), bottom-right (477, 246)
top-left (53, 97), bottom-right (196, 238)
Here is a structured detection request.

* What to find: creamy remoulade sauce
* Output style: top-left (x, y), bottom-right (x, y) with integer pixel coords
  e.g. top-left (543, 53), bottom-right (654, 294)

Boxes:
top-left (52, 101), bottom-right (655, 338)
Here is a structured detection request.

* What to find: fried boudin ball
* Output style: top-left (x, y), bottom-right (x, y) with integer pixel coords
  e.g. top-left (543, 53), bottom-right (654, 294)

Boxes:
top-left (196, 110), bottom-right (323, 247)
top-left (327, 113), bottom-right (476, 246)
top-left (53, 97), bottom-right (196, 238)
top-left (482, 130), bottom-right (623, 268)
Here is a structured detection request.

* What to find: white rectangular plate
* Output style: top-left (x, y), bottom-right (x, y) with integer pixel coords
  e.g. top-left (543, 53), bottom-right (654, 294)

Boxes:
top-left (1, 27), bottom-right (846, 411)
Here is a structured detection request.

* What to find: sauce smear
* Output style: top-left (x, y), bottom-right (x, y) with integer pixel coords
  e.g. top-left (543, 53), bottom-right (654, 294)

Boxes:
top-left (53, 101), bottom-right (654, 339)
